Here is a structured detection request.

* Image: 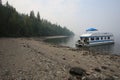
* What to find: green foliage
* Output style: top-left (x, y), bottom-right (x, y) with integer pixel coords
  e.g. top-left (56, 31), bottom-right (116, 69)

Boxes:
top-left (37, 12), bottom-right (40, 22)
top-left (0, 2), bottom-right (74, 37)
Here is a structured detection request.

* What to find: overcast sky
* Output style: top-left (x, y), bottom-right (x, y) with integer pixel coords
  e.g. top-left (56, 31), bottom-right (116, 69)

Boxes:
top-left (2, 0), bottom-right (120, 35)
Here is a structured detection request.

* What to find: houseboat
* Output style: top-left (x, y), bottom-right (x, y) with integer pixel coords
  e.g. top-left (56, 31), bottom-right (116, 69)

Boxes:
top-left (76, 28), bottom-right (114, 47)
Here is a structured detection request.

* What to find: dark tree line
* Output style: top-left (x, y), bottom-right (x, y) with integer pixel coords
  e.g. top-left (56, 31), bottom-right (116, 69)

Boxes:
top-left (0, 2), bottom-right (74, 37)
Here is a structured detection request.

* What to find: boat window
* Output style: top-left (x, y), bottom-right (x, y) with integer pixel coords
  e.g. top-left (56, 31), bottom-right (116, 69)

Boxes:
top-left (101, 37), bottom-right (103, 40)
top-left (80, 37), bottom-right (83, 40)
top-left (91, 37), bottom-right (94, 40)
top-left (108, 37), bottom-right (110, 39)
top-left (104, 37), bottom-right (106, 40)
top-left (96, 37), bottom-right (99, 40)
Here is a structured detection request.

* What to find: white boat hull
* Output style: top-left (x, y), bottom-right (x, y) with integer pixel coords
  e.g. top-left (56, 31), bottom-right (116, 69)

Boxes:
top-left (88, 41), bottom-right (114, 46)
top-left (76, 40), bottom-right (114, 47)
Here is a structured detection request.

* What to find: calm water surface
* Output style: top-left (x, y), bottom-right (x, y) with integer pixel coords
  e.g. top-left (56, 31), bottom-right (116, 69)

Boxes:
top-left (44, 35), bottom-right (120, 55)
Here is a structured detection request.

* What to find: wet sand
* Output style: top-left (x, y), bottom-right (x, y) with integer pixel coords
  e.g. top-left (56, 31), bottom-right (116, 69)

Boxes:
top-left (0, 38), bottom-right (120, 80)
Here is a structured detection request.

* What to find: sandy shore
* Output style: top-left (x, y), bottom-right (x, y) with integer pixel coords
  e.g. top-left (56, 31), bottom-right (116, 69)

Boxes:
top-left (0, 38), bottom-right (120, 80)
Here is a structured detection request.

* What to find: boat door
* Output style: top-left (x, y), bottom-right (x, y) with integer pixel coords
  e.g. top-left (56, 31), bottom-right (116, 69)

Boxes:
top-left (84, 37), bottom-right (89, 44)
top-left (80, 37), bottom-right (89, 44)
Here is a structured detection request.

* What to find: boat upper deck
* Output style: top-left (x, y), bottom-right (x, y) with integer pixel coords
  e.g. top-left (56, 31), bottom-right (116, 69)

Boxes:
top-left (80, 32), bottom-right (113, 38)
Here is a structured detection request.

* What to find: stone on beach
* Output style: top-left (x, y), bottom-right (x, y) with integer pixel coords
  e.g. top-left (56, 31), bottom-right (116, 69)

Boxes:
top-left (69, 67), bottom-right (86, 76)
top-left (93, 68), bottom-right (101, 73)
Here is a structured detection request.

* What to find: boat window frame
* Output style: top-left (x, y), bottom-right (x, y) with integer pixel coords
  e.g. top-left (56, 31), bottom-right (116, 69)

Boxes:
top-left (108, 36), bottom-right (110, 39)
top-left (91, 37), bottom-right (94, 41)
top-left (104, 37), bottom-right (106, 40)
top-left (96, 37), bottom-right (99, 40)
top-left (101, 37), bottom-right (103, 40)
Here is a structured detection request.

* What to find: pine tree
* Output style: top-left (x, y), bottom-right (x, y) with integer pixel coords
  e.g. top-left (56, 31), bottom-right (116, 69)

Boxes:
top-left (0, 3), bottom-right (74, 37)
top-left (6, 1), bottom-right (9, 7)
top-left (37, 12), bottom-right (40, 21)
top-left (0, 0), bottom-right (2, 5)
top-left (30, 11), bottom-right (35, 19)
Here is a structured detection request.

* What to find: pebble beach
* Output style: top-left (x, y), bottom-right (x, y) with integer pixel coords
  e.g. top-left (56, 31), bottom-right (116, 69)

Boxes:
top-left (0, 38), bottom-right (120, 80)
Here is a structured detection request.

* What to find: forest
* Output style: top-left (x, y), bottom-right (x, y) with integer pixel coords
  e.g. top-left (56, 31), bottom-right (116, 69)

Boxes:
top-left (0, 2), bottom-right (74, 37)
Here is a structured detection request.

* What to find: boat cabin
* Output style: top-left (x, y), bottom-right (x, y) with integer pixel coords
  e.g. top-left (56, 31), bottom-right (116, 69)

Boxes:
top-left (80, 32), bottom-right (114, 44)
top-left (76, 28), bottom-right (114, 46)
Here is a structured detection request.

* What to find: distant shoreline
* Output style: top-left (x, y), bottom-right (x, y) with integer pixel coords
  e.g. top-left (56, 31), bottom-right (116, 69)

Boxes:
top-left (44, 36), bottom-right (69, 39)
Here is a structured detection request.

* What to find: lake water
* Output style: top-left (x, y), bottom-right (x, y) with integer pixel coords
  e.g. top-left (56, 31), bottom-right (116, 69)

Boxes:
top-left (44, 35), bottom-right (120, 55)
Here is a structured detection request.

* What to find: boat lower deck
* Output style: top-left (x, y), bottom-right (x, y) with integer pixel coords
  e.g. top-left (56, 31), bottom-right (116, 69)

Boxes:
top-left (76, 40), bottom-right (114, 47)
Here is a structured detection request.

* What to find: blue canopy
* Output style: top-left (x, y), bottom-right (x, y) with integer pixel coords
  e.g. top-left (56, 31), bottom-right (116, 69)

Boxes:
top-left (86, 28), bottom-right (98, 31)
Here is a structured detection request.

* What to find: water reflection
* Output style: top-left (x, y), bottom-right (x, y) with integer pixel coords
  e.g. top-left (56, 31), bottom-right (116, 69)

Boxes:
top-left (44, 37), bottom-right (71, 45)
top-left (89, 44), bottom-right (114, 53)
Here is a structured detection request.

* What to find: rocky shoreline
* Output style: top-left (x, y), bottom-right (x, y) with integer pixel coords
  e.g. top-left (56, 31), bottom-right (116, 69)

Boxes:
top-left (0, 38), bottom-right (120, 80)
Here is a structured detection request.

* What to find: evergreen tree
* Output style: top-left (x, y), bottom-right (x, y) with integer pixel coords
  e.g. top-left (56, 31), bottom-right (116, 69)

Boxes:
top-left (30, 11), bottom-right (35, 19)
top-left (37, 12), bottom-right (40, 22)
top-left (6, 1), bottom-right (9, 7)
top-left (0, 2), bottom-right (74, 37)
top-left (0, 0), bottom-right (2, 5)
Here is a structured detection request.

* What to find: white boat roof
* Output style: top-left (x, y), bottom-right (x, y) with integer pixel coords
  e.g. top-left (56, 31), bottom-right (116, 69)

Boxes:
top-left (80, 32), bottom-right (113, 37)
